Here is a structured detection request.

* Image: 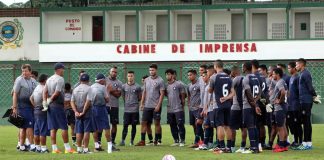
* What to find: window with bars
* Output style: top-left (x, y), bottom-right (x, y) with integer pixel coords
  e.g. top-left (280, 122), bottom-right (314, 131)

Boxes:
top-left (272, 23), bottom-right (286, 39)
top-left (146, 25), bottom-right (154, 41)
top-left (315, 22), bottom-right (324, 38)
top-left (113, 26), bottom-right (120, 41)
top-left (195, 24), bottom-right (203, 40)
top-left (213, 24), bottom-right (226, 40)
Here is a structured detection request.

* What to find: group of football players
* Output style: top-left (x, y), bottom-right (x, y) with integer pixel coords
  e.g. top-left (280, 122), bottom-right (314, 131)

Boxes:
top-left (11, 58), bottom-right (321, 154)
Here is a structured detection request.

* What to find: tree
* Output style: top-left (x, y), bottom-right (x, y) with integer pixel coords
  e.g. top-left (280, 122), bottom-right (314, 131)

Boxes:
top-left (9, 2), bottom-right (25, 8)
top-left (0, 1), bottom-right (8, 8)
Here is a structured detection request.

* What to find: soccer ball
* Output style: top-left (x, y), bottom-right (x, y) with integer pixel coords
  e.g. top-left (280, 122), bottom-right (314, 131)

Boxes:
top-left (162, 154), bottom-right (176, 160)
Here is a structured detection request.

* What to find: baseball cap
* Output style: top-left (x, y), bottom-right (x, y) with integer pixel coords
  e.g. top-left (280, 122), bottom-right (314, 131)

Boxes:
top-left (80, 73), bottom-right (90, 82)
top-left (96, 73), bottom-right (105, 81)
top-left (54, 62), bottom-right (65, 70)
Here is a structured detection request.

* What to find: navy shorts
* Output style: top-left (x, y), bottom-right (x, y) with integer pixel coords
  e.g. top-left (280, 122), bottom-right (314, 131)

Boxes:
top-left (75, 117), bottom-right (95, 134)
top-left (230, 110), bottom-right (243, 130)
top-left (108, 107), bottom-right (119, 125)
top-left (266, 112), bottom-right (273, 126)
top-left (189, 109), bottom-right (200, 125)
top-left (92, 105), bottom-right (110, 131)
top-left (204, 111), bottom-right (215, 127)
top-left (215, 107), bottom-right (230, 127)
top-left (167, 111), bottom-right (185, 125)
top-left (256, 106), bottom-right (267, 126)
top-left (142, 108), bottom-right (161, 124)
top-left (274, 109), bottom-right (286, 127)
top-left (197, 108), bottom-right (204, 120)
top-left (18, 107), bottom-right (34, 129)
top-left (243, 108), bottom-right (257, 128)
top-left (34, 111), bottom-right (50, 137)
top-left (65, 108), bottom-right (75, 125)
top-left (47, 104), bottom-right (68, 130)
top-left (124, 112), bottom-right (140, 125)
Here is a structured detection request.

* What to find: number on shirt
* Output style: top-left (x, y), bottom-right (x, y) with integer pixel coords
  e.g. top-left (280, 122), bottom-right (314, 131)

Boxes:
top-left (222, 84), bottom-right (229, 97)
top-left (253, 85), bottom-right (259, 98)
top-left (262, 82), bottom-right (266, 92)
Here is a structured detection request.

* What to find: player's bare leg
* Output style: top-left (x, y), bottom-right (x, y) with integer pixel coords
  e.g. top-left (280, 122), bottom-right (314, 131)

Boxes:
top-left (104, 129), bottom-right (112, 153)
top-left (93, 131), bottom-right (104, 152)
top-left (76, 133), bottom-right (84, 153)
top-left (18, 129), bottom-right (27, 151)
top-left (70, 124), bottom-right (76, 146)
top-left (274, 121), bottom-right (288, 152)
top-left (83, 132), bottom-right (90, 153)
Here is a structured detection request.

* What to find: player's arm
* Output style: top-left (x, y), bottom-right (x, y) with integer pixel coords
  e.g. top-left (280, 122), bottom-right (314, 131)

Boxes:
top-left (11, 80), bottom-right (22, 116)
top-left (277, 88), bottom-right (286, 104)
top-left (70, 93), bottom-right (80, 117)
top-left (104, 87), bottom-right (109, 103)
top-left (140, 83), bottom-right (146, 110)
top-left (208, 79), bottom-right (214, 93)
top-left (245, 89), bottom-right (257, 108)
top-left (140, 90), bottom-right (146, 107)
top-left (180, 92), bottom-right (186, 109)
top-left (50, 91), bottom-right (60, 101)
top-left (70, 100), bottom-right (78, 113)
top-left (49, 78), bottom-right (64, 101)
top-left (107, 83), bottom-right (122, 98)
top-left (179, 84), bottom-right (186, 108)
top-left (30, 95), bottom-right (35, 108)
top-left (305, 73), bottom-right (317, 97)
top-left (137, 87), bottom-right (142, 102)
top-left (83, 89), bottom-right (93, 115)
top-left (187, 90), bottom-right (191, 110)
top-left (81, 100), bottom-right (91, 117)
top-left (121, 86), bottom-right (125, 102)
top-left (221, 87), bottom-right (235, 102)
top-left (42, 84), bottom-right (48, 101)
top-left (155, 89), bottom-right (165, 112)
top-left (202, 93), bottom-right (210, 116)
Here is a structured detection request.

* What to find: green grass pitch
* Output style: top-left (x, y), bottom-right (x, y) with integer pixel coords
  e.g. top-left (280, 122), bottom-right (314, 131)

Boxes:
top-left (0, 124), bottom-right (323, 160)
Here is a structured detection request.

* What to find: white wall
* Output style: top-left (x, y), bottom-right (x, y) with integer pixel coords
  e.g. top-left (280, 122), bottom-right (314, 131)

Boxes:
top-left (0, 17), bottom-right (39, 61)
top-left (82, 12), bottom-right (103, 41)
top-left (142, 11), bottom-right (156, 41)
top-left (207, 10), bottom-right (231, 40)
top-left (44, 12), bottom-right (102, 42)
top-left (192, 12), bottom-right (202, 40)
top-left (46, 12), bottom-right (83, 42)
top-left (248, 9), bottom-right (286, 39)
top-left (109, 11), bottom-right (136, 41)
top-left (170, 11), bottom-right (175, 40)
top-left (310, 10), bottom-right (324, 38)
top-left (173, 11), bottom-right (202, 40)
top-left (289, 8), bottom-right (324, 39)
top-left (267, 10), bottom-right (286, 39)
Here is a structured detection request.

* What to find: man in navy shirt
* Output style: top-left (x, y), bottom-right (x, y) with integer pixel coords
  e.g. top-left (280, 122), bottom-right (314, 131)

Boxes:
top-left (209, 60), bottom-right (233, 153)
top-left (241, 62), bottom-right (261, 154)
top-left (251, 60), bottom-right (268, 151)
top-left (296, 58), bottom-right (318, 150)
top-left (287, 62), bottom-right (303, 149)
